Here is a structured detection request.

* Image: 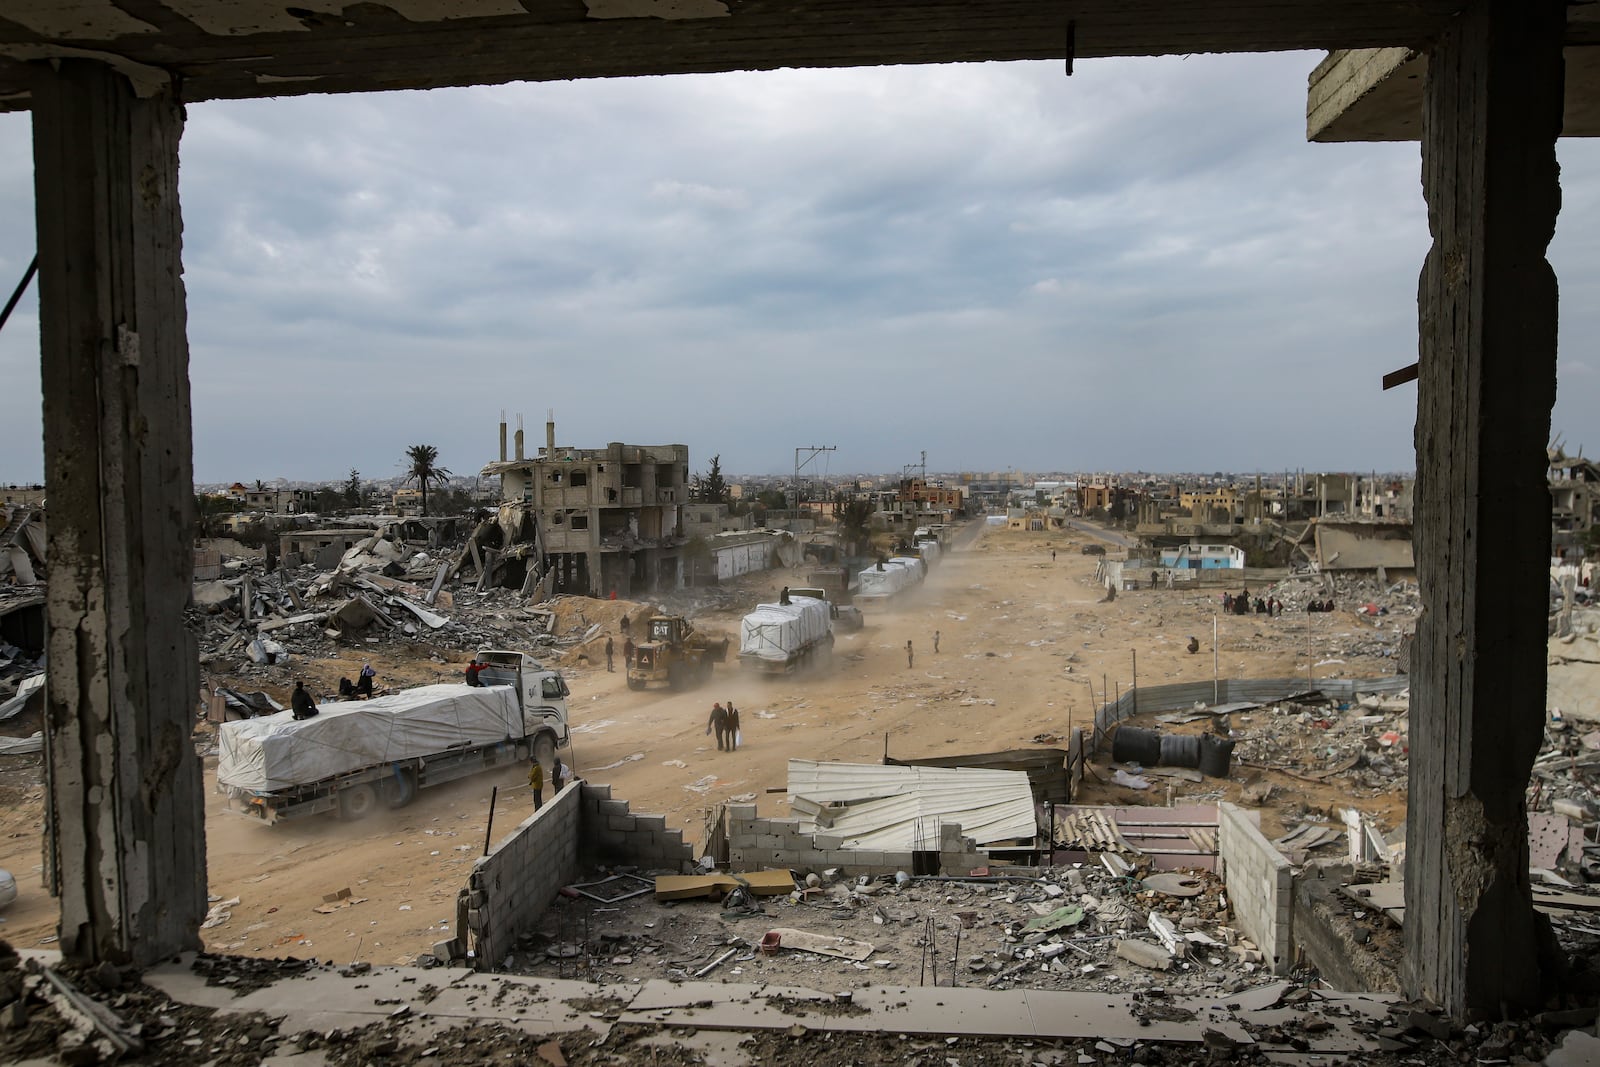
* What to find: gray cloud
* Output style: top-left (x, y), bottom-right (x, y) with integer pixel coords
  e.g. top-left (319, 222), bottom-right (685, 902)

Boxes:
top-left (0, 53), bottom-right (1597, 484)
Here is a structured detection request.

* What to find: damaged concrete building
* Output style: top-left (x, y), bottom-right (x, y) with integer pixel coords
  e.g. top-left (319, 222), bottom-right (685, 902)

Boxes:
top-left (480, 418), bottom-right (690, 599)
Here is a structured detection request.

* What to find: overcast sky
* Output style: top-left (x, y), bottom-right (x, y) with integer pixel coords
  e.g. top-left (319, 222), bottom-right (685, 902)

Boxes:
top-left (0, 51), bottom-right (1596, 485)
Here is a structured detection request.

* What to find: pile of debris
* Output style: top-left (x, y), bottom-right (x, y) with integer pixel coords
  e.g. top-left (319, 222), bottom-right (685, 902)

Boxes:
top-left (0, 507), bottom-right (44, 588)
top-left (1229, 694), bottom-right (1410, 795)
top-left (186, 525), bottom-right (668, 679)
top-left (499, 860), bottom-right (1283, 999)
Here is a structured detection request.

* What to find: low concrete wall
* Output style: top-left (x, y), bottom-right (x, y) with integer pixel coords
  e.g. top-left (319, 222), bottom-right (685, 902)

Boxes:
top-left (461, 782), bottom-right (694, 970)
top-left (466, 782), bottom-right (581, 969)
top-left (1218, 802), bottom-right (1292, 974)
top-left (726, 803), bottom-right (989, 877)
top-left (578, 783), bottom-right (696, 871)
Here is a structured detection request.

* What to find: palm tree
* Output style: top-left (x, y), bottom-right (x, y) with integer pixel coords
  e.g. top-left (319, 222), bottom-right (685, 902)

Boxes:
top-left (403, 444), bottom-right (452, 516)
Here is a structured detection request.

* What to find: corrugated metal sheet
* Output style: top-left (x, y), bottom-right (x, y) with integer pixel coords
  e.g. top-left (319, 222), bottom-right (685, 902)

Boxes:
top-left (787, 759), bottom-right (1037, 849)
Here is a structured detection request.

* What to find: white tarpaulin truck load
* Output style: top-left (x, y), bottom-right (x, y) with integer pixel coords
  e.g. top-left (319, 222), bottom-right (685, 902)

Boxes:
top-left (856, 560), bottom-right (913, 601)
top-left (218, 650), bottom-right (570, 822)
top-left (888, 556), bottom-right (927, 581)
top-left (739, 595), bottom-right (833, 674)
top-left (913, 539), bottom-right (942, 566)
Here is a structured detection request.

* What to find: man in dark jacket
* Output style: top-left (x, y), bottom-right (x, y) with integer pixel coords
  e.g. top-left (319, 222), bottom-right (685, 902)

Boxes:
top-left (291, 681), bottom-right (318, 720)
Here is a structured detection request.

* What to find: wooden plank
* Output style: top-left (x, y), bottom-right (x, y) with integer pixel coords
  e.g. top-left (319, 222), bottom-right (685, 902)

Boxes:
top-left (32, 60), bottom-right (205, 965)
top-left (1406, 0), bottom-right (1565, 1018)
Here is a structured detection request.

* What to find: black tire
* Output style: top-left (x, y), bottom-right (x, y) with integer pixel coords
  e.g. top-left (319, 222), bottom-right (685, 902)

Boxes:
top-left (380, 768), bottom-right (417, 809)
top-left (532, 733), bottom-right (556, 771)
top-left (337, 784), bottom-right (379, 821)
top-left (626, 675), bottom-right (645, 691)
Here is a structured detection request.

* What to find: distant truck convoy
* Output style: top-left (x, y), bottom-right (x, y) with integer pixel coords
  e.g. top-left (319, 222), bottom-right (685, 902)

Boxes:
top-left (218, 650), bottom-right (571, 823)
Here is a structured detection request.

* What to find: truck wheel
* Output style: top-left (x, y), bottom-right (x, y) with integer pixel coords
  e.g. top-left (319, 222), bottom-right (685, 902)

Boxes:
top-left (532, 733), bottom-right (556, 771)
top-left (626, 675), bottom-right (645, 691)
top-left (380, 769), bottom-right (417, 809)
top-left (338, 784), bottom-right (379, 821)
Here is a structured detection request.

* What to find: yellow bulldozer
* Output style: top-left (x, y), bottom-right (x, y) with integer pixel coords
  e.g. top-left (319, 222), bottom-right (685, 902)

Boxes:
top-left (626, 614), bottom-right (729, 690)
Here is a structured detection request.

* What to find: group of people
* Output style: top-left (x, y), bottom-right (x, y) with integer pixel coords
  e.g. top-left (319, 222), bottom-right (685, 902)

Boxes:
top-left (292, 664), bottom-right (377, 720)
top-left (336, 663), bottom-right (377, 699)
top-left (1306, 598), bottom-right (1338, 613)
top-left (1223, 591), bottom-right (1282, 617)
top-left (527, 754), bottom-right (569, 810)
top-left (707, 701), bottom-right (741, 751)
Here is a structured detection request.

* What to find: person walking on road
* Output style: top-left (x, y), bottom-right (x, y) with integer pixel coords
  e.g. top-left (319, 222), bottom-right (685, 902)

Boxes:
top-left (623, 636), bottom-right (635, 668)
top-left (707, 702), bottom-right (731, 751)
top-left (605, 636), bottom-right (615, 672)
top-left (726, 702), bottom-right (741, 751)
top-left (906, 640), bottom-right (914, 669)
top-left (552, 757), bottom-right (567, 794)
top-left (528, 758), bottom-right (545, 810)
top-left (933, 630), bottom-right (940, 654)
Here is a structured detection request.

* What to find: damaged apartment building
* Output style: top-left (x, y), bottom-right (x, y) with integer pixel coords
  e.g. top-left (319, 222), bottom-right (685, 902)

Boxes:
top-left (480, 418), bottom-right (690, 599)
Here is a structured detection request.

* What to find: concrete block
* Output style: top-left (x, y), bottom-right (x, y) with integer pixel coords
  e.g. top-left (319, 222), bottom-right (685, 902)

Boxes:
top-left (635, 815), bottom-right (667, 833)
top-left (582, 784), bottom-right (612, 802)
top-left (729, 832), bottom-right (757, 849)
top-left (726, 803), bottom-right (757, 822)
top-left (813, 834), bottom-right (844, 850)
top-left (754, 834), bottom-right (785, 850)
top-left (607, 814), bottom-right (638, 832)
top-left (850, 850), bottom-right (886, 867)
top-left (767, 820), bottom-right (801, 835)
top-left (783, 833), bottom-right (820, 851)
top-left (596, 798), bottom-right (630, 817)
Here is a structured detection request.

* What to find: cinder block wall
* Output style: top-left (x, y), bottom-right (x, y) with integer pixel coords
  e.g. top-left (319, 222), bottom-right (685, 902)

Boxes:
top-left (577, 783), bottom-right (695, 871)
top-left (466, 783), bottom-right (581, 969)
top-left (725, 803), bottom-right (989, 876)
top-left (1218, 801), bottom-right (1292, 973)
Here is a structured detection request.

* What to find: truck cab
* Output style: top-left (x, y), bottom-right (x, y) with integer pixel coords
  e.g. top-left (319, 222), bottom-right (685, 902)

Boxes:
top-left (475, 649), bottom-right (571, 758)
top-left (787, 587), bottom-right (864, 632)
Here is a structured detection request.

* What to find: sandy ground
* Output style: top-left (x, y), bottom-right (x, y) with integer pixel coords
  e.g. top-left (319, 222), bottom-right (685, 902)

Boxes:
top-left (0, 522), bottom-right (1406, 964)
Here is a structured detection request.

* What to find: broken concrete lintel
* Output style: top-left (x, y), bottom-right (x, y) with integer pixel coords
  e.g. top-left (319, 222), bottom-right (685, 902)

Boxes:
top-left (257, 612), bottom-right (326, 633)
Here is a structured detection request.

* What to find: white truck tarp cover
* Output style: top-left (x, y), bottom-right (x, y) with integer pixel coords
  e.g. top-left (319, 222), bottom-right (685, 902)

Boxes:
top-left (218, 683), bottom-right (521, 792)
top-left (740, 596), bottom-right (831, 660)
top-left (858, 561), bottom-right (912, 597)
top-left (888, 556), bottom-right (926, 580)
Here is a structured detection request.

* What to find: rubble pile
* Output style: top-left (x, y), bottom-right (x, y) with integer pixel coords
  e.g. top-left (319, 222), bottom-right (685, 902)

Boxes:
top-left (502, 862), bottom-right (1283, 998)
top-left (1534, 710), bottom-right (1600, 882)
top-left (1228, 693), bottom-right (1410, 796)
top-left (185, 527), bottom-right (671, 682)
top-left (1260, 575), bottom-right (1421, 618)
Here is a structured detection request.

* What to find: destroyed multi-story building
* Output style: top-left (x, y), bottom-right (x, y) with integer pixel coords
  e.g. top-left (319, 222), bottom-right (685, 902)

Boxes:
top-left (480, 418), bottom-right (689, 598)
top-left (1550, 448), bottom-right (1599, 556)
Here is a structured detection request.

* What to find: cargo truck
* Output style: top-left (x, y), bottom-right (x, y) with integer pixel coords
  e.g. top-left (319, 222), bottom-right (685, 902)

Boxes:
top-left (218, 650), bottom-right (570, 823)
top-left (738, 594), bottom-right (834, 674)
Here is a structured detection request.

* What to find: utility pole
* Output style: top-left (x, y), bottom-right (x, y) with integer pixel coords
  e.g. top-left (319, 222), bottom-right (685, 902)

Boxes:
top-left (794, 445), bottom-right (837, 513)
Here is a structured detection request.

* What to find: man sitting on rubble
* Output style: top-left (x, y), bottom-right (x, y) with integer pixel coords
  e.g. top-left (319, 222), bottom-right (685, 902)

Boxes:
top-left (291, 681), bottom-right (319, 721)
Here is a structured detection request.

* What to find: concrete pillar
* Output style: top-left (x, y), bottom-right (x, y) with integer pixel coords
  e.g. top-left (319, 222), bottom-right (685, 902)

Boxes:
top-left (1406, 0), bottom-right (1563, 1017)
top-left (31, 60), bottom-right (206, 965)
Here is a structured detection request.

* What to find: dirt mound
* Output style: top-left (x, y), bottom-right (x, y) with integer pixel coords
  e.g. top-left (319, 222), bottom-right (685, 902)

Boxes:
top-left (545, 595), bottom-right (657, 638)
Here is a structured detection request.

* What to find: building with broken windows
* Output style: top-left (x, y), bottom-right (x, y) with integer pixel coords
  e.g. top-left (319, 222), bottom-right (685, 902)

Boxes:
top-left (480, 419), bottom-right (690, 598)
top-left (1550, 448), bottom-right (1599, 557)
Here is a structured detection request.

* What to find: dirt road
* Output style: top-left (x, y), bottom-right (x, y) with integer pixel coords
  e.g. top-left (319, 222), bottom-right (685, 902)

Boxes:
top-left (0, 523), bottom-right (1405, 963)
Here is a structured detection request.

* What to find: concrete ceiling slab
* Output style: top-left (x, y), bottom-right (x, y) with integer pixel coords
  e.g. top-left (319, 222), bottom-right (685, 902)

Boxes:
top-left (0, 1), bottom-right (1468, 112)
top-left (1309, 8), bottom-right (1600, 143)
